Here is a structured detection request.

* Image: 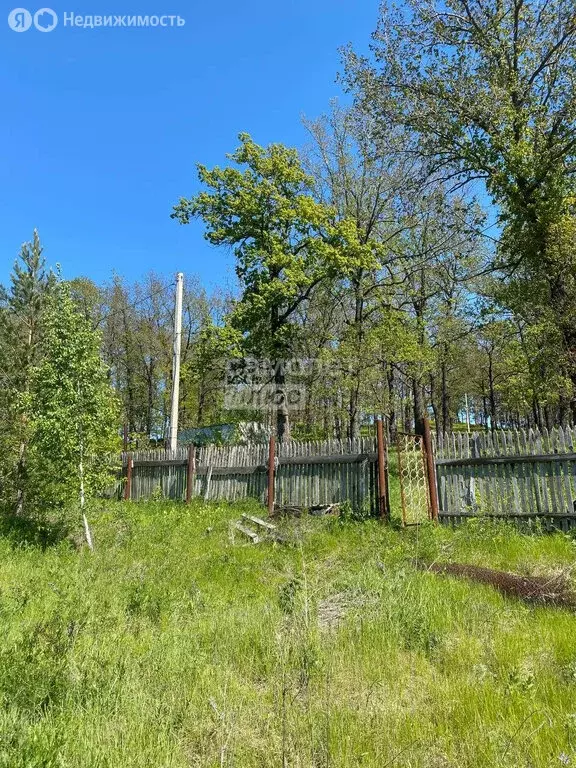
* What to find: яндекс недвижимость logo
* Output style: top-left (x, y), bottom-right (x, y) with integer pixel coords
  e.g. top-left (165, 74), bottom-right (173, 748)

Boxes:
top-left (7, 8), bottom-right (185, 30)
top-left (8, 7), bottom-right (58, 31)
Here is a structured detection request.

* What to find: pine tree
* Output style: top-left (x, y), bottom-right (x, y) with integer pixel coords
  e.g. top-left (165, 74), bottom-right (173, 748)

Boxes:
top-left (0, 231), bottom-right (54, 514)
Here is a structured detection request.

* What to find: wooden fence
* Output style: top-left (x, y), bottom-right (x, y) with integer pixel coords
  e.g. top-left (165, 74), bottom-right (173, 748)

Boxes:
top-left (434, 427), bottom-right (576, 530)
top-left (121, 437), bottom-right (382, 513)
top-left (119, 426), bottom-right (576, 529)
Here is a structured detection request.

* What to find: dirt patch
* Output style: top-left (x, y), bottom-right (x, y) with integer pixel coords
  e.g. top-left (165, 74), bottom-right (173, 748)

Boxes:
top-left (318, 591), bottom-right (369, 631)
top-left (317, 592), bottom-right (351, 631)
top-left (418, 562), bottom-right (576, 610)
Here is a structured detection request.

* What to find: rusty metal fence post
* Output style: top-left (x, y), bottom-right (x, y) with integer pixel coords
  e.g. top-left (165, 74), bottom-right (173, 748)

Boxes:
top-left (186, 444), bottom-right (196, 503)
top-left (124, 453), bottom-right (133, 501)
top-left (376, 418), bottom-right (391, 521)
top-left (422, 416), bottom-right (440, 521)
top-left (267, 435), bottom-right (276, 514)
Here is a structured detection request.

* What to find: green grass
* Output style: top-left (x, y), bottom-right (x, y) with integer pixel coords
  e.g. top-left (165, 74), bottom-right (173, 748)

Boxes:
top-left (1, 501), bottom-right (576, 767)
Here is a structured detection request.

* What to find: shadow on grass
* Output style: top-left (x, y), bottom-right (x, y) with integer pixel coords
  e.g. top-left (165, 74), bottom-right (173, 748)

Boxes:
top-left (0, 512), bottom-right (71, 550)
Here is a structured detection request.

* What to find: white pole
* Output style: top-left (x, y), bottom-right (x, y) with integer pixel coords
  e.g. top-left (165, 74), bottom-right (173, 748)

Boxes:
top-left (169, 272), bottom-right (184, 451)
top-left (465, 393), bottom-right (471, 433)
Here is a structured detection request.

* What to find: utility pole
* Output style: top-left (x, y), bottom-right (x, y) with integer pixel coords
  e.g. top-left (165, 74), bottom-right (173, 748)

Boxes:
top-left (169, 272), bottom-right (184, 451)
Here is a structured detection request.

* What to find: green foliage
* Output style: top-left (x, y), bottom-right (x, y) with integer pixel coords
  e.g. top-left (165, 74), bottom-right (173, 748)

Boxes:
top-left (0, 231), bottom-right (54, 513)
top-left (346, 0), bottom-right (576, 390)
top-left (336, 498), bottom-right (374, 523)
top-left (173, 134), bottom-right (379, 439)
top-left (26, 282), bottom-right (120, 517)
top-left (346, 0), bottom-right (576, 243)
top-left (174, 133), bottom-right (357, 355)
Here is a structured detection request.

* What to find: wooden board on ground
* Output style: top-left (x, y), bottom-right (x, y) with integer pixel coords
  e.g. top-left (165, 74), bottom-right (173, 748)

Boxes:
top-left (241, 514), bottom-right (277, 531)
top-left (233, 522), bottom-right (260, 544)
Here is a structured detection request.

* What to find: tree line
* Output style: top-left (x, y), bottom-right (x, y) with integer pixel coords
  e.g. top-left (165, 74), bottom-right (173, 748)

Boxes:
top-left (1, 0), bottom-right (575, 525)
top-left (171, 0), bottom-right (576, 440)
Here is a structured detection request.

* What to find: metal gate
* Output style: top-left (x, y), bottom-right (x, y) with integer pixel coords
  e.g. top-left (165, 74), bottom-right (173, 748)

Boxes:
top-left (397, 433), bottom-right (431, 525)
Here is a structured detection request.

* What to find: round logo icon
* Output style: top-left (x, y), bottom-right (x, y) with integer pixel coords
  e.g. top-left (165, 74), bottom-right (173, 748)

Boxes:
top-left (34, 7), bottom-right (57, 31)
top-left (8, 8), bottom-right (32, 31)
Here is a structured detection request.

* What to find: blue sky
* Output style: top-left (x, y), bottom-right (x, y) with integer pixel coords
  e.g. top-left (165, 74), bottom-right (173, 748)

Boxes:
top-left (1, 1), bottom-right (378, 292)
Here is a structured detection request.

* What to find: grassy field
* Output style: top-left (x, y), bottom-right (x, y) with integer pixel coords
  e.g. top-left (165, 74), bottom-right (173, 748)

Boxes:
top-left (1, 501), bottom-right (576, 767)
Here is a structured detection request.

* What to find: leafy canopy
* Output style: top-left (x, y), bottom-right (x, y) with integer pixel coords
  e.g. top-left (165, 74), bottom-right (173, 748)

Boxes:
top-left (345, 0), bottom-right (576, 262)
top-left (172, 133), bottom-right (376, 358)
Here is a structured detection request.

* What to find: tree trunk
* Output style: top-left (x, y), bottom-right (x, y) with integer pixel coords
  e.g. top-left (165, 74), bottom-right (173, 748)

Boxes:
top-left (348, 383), bottom-right (361, 439)
top-left (334, 388), bottom-right (343, 440)
top-left (532, 399), bottom-right (543, 430)
top-left (15, 325), bottom-right (33, 516)
top-left (558, 395), bottom-right (570, 428)
top-left (429, 374), bottom-right (440, 439)
top-left (347, 275), bottom-right (364, 440)
top-left (197, 379), bottom-right (207, 425)
top-left (122, 309), bottom-right (137, 433)
top-left (441, 360), bottom-right (450, 435)
top-left (412, 378), bottom-right (426, 437)
top-left (15, 442), bottom-right (27, 516)
top-left (488, 352), bottom-right (497, 433)
top-left (275, 361), bottom-right (290, 443)
top-left (146, 359), bottom-right (155, 436)
top-left (403, 386), bottom-right (412, 433)
top-left (387, 367), bottom-right (397, 442)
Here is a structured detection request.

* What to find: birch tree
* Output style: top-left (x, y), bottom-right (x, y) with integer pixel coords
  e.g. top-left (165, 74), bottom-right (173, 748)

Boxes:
top-left (28, 283), bottom-right (119, 545)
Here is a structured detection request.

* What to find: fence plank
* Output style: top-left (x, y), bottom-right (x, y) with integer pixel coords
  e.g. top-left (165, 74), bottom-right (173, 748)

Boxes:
top-left (435, 427), bottom-right (576, 524)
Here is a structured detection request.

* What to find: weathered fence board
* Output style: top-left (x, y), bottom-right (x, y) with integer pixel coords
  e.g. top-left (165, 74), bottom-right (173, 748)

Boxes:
top-left (434, 427), bottom-right (576, 529)
top-left (121, 437), bottom-right (378, 511)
